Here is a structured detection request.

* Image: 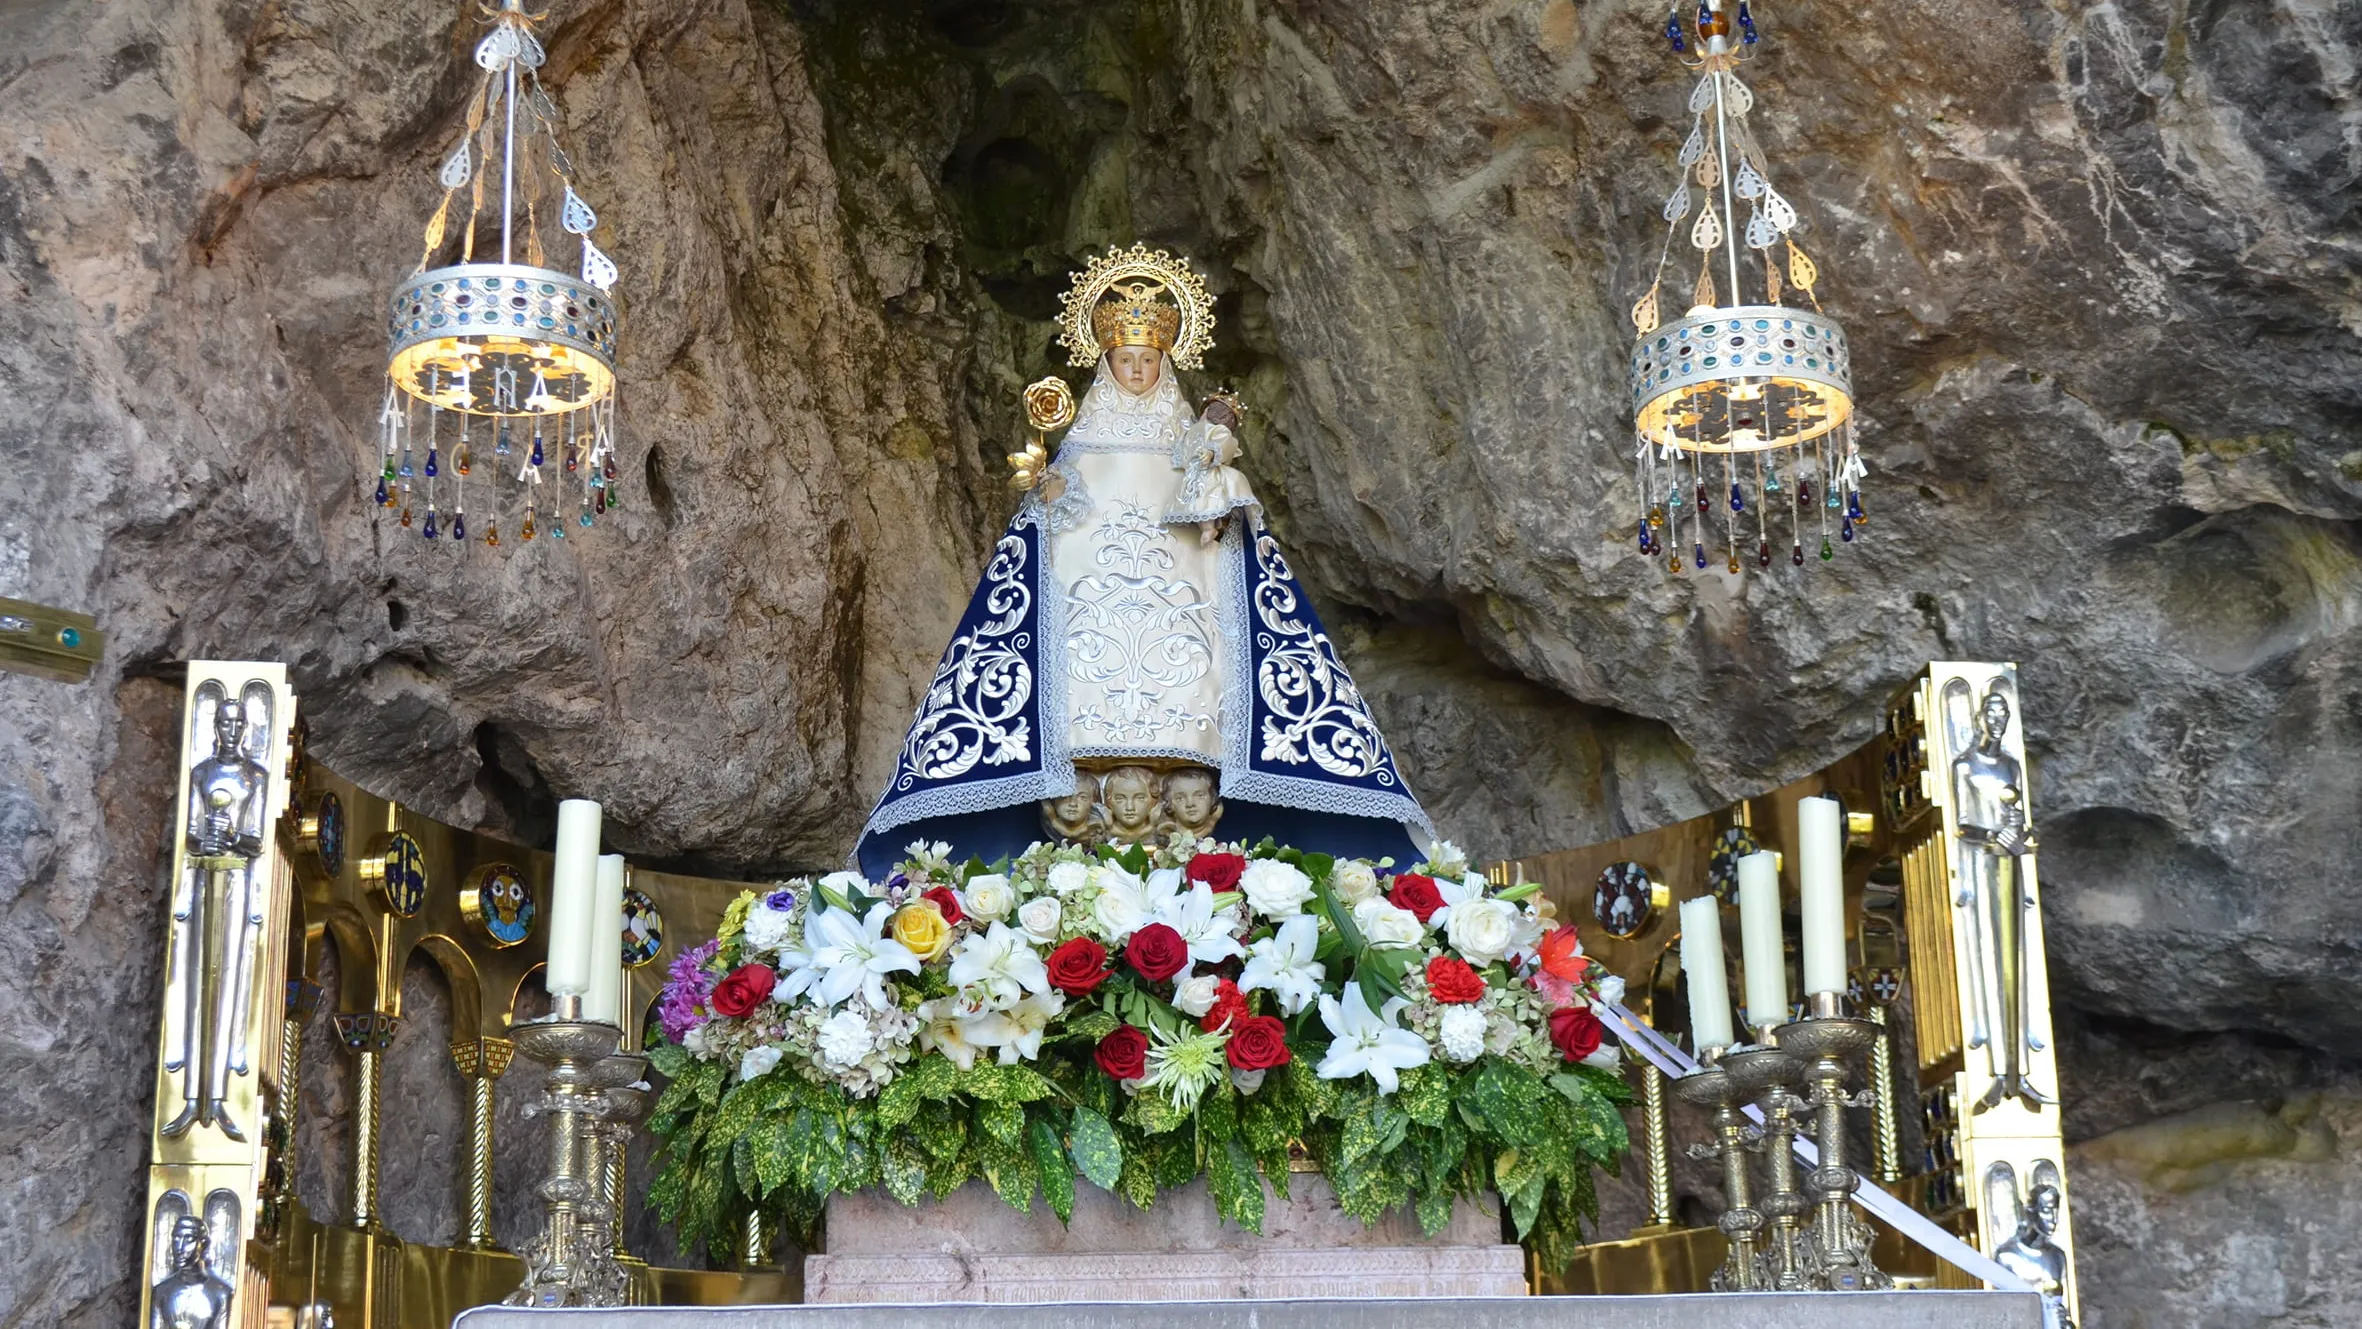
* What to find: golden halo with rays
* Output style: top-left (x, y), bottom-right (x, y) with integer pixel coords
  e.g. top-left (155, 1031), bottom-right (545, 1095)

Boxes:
top-left (1056, 243), bottom-right (1217, 371)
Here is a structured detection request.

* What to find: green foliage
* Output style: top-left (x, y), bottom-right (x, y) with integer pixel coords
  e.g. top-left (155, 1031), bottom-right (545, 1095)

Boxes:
top-left (643, 1021), bottom-right (1630, 1272)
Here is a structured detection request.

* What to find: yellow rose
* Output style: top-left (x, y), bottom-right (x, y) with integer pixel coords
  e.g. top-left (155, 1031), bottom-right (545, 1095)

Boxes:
top-left (891, 901), bottom-right (952, 961)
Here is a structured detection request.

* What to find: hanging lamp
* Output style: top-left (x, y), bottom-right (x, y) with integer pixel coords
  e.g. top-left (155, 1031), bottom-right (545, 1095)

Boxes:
top-left (1627, 0), bottom-right (1864, 576)
top-left (375, 0), bottom-right (623, 549)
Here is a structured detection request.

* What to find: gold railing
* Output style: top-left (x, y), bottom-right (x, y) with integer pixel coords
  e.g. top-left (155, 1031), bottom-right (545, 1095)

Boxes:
top-left (137, 661), bottom-right (2075, 1326)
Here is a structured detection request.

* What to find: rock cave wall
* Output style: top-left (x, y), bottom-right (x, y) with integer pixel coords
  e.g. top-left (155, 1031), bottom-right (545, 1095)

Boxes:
top-left (1, 0), bottom-right (2358, 1324)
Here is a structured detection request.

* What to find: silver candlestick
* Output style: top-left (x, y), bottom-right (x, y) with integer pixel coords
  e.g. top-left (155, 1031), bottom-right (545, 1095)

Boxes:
top-left (1724, 1039), bottom-right (1810, 1289)
top-left (1673, 1054), bottom-right (1772, 1291)
top-left (1779, 991), bottom-right (1893, 1291)
top-left (503, 998), bottom-right (626, 1308)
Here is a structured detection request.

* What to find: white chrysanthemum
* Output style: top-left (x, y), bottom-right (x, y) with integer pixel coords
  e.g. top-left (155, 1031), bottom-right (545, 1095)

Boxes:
top-left (1047, 861), bottom-right (1091, 895)
top-left (1438, 1006), bottom-right (1488, 1063)
top-left (1239, 859), bottom-right (1315, 918)
top-left (1330, 860), bottom-right (1380, 906)
top-left (742, 902), bottom-right (797, 954)
top-left (815, 1010), bottom-right (876, 1070)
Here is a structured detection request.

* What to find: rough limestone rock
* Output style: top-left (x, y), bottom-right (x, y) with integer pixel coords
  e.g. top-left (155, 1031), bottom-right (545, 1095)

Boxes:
top-left (2, 0), bottom-right (2360, 1323)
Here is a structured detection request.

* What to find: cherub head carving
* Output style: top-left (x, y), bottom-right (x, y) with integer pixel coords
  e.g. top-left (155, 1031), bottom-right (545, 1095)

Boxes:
top-left (1100, 765), bottom-right (1163, 843)
top-left (1159, 765), bottom-right (1223, 841)
top-left (1040, 775), bottom-right (1106, 846)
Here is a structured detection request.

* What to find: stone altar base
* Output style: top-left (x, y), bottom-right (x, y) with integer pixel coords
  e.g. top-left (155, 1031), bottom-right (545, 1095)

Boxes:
top-left (801, 1176), bottom-right (1526, 1303)
top-left (451, 1291), bottom-right (2047, 1329)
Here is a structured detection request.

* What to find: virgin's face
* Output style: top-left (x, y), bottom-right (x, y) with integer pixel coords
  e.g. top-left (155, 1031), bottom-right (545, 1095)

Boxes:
top-left (1108, 346), bottom-right (1162, 396)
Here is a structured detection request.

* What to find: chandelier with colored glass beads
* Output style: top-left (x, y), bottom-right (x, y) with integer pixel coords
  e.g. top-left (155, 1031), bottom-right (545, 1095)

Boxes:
top-left (1626, 0), bottom-right (1865, 576)
top-left (374, 0), bottom-right (624, 549)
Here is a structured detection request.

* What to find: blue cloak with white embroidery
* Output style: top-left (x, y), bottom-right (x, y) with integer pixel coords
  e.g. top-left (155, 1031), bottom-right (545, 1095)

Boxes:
top-left (853, 506), bottom-right (1433, 876)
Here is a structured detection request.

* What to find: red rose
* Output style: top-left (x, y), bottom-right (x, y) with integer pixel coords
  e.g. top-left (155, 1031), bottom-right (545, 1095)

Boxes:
top-left (1226, 1014), bottom-right (1293, 1070)
top-left (710, 963), bottom-right (776, 1018)
top-left (1549, 1006), bottom-right (1604, 1063)
top-left (1389, 873), bottom-right (1446, 923)
top-left (1425, 956), bottom-right (1486, 1005)
top-left (1095, 1024), bottom-right (1149, 1080)
top-left (1186, 852), bottom-right (1248, 893)
top-left (1125, 922), bottom-right (1190, 982)
top-left (1045, 937), bottom-right (1112, 995)
top-left (1199, 978), bottom-right (1250, 1033)
top-left (922, 885), bottom-right (965, 926)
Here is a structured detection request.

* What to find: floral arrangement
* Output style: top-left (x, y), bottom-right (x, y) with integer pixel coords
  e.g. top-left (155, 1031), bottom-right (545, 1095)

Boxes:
top-left (645, 836), bottom-right (1631, 1268)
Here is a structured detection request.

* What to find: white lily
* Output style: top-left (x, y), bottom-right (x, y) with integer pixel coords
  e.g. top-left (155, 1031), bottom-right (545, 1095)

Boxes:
top-left (917, 998), bottom-right (986, 1071)
top-left (995, 990), bottom-right (1066, 1064)
top-left (1088, 865), bottom-right (1177, 941)
top-left (772, 931), bottom-right (820, 1003)
top-left (1315, 981), bottom-right (1431, 1095)
top-left (805, 901), bottom-right (921, 1010)
top-left (1240, 915), bottom-right (1326, 1016)
top-left (947, 921), bottom-right (1050, 1010)
top-left (1152, 882), bottom-right (1246, 970)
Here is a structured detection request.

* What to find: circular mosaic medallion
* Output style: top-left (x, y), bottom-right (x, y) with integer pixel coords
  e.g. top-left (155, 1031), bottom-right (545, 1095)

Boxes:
top-left (1857, 966), bottom-right (1903, 1008)
top-left (621, 887), bottom-right (663, 968)
top-left (312, 791), bottom-right (345, 880)
top-left (464, 862), bottom-right (536, 947)
top-left (375, 832), bottom-right (428, 917)
top-left (1593, 860), bottom-right (1657, 939)
top-left (1705, 825), bottom-right (1761, 904)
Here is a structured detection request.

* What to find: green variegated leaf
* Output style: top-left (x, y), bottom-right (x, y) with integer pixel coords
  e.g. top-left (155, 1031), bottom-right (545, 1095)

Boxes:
top-left (915, 1104), bottom-right (967, 1162)
top-left (882, 1137), bottom-right (928, 1205)
top-left (1065, 1009), bottom-right (1121, 1041)
top-left (1208, 1138), bottom-right (1265, 1233)
top-left (1031, 1117), bottom-right (1075, 1224)
top-left (1399, 1064), bottom-right (1454, 1126)
top-left (981, 1098), bottom-right (1026, 1146)
top-left (1508, 1169), bottom-right (1547, 1237)
top-left (879, 1055), bottom-right (956, 1128)
top-left (1067, 1106), bottom-right (1123, 1191)
top-left (1123, 1088), bottom-right (1186, 1135)
top-left (644, 1037), bottom-right (691, 1079)
top-left (965, 1062), bottom-right (1058, 1103)
top-left (750, 1118), bottom-right (795, 1194)
top-left (1415, 1183), bottom-right (1453, 1237)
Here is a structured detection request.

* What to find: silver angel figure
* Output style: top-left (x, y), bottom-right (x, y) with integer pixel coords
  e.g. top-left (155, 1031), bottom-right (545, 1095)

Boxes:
top-left (150, 1217), bottom-right (234, 1329)
top-left (163, 686), bottom-right (274, 1140)
top-left (1947, 678), bottom-right (2049, 1112)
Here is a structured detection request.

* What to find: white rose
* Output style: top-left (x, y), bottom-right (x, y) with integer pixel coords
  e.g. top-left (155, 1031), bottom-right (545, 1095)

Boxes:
top-left (819, 870), bottom-right (868, 895)
top-left (742, 903), bottom-right (796, 954)
top-left (1446, 898), bottom-right (1519, 965)
top-left (963, 874), bottom-right (1015, 922)
top-left (1353, 898), bottom-right (1424, 947)
top-left (1239, 859), bottom-right (1315, 919)
top-left (1174, 975), bottom-right (1222, 1017)
top-left (1597, 975), bottom-right (1627, 1008)
top-left (1330, 860), bottom-right (1380, 906)
top-left (1438, 1006), bottom-right (1488, 1063)
top-left (1017, 896), bottom-right (1065, 944)
top-left (1425, 840), bottom-right (1469, 876)
top-left (1047, 862), bottom-right (1090, 895)
top-left (1580, 1041), bottom-right (1623, 1071)
top-left (1230, 1066), bottom-right (1267, 1095)
top-left (816, 1010), bottom-right (876, 1069)
top-left (737, 1045), bottom-right (783, 1082)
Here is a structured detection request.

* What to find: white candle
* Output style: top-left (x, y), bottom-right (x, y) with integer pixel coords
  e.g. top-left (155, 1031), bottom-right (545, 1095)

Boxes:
top-left (1735, 851), bottom-right (1788, 1030)
top-left (546, 799), bottom-right (603, 996)
top-left (582, 853), bottom-right (626, 1026)
top-left (1679, 896), bottom-right (1736, 1052)
top-left (1797, 795), bottom-right (1847, 996)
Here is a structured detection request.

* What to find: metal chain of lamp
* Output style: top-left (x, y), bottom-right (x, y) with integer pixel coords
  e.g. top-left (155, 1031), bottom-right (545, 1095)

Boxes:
top-left (1627, 0), bottom-right (1864, 576)
top-left (375, 0), bottom-right (624, 549)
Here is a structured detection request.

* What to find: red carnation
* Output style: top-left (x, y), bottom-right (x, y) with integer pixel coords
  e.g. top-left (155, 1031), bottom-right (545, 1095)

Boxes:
top-left (1549, 1006), bottom-right (1605, 1063)
top-left (922, 885), bottom-right (965, 926)
top-left (1226, 1014), bottom-right (1293, 1071)
top-left (1095, 1024), bottom-right (1149, 1081)
top-left (1425, 956), bottom-right (1486, 1005)
top-left (1389, 872), bottom-right (1446, 923)
top-left (709, 963), bottom-right (776, 1018)
top-left (1186, 852), bottom-right (1248, 893)
top-left (1200, 978), bottom-right (1250, 1033)
top-left (1045, 937), bottom-right (1112, 995)
top-left (1125, 922), bottom-right (1190, 983)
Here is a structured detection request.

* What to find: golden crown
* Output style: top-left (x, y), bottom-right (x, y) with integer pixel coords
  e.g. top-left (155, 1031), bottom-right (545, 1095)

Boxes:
top-left (1058, 244), bottom-right (1215, 370)
top-left (1091, 281), bottom-right (1184, 354)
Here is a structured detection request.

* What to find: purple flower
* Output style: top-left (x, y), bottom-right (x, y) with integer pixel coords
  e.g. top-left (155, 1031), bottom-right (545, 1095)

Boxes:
top-left (763, 888), bottom-right (797, 912)
top-left (658, 938), bottom-right (721, 1043)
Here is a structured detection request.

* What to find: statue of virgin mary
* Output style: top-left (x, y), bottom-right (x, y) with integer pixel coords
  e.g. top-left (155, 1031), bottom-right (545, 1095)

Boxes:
top-left (854, 245), bottom-right (1432, 874)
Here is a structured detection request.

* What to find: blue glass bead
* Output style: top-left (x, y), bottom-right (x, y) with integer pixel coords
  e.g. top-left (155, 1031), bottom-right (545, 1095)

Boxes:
top-left (550, 521), bottom-right (564, 539)
top-left (530, 435), bottom-right (544, 467)
top-left (496, 428), bottom-right (513, 457)
top-left (424, 448), bottom-right (439, 478)
top-left (453, 512), bottom-right (467, 541)
top-left (1842, 515), bottom-right (1856, 542)
top-left (423, 510), bottom-right (438, 539)
top-left (374, 477), bottom-right (388, 506)
top-left (1730, 483), bottom-right (1745, 513)
top-left (58, 627), bottom-right (80, 649)
top-left (1637, 522), bottom-right (1651, 552)
top-left (1847, 491), bottom-right (1865, 521)
top-left (1827, 489), bottom-right (1842, 509)
top-left (1665, 12), bottom-right (1685, 50)
top-left (1694, 543), bottom-right (1707, 570)
top-left (398, 456), bottom-right (413, 479)
top-left (579, 511), bottom-right (594, 527)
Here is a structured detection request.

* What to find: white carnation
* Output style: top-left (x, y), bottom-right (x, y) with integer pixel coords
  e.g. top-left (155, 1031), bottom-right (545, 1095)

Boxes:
top-left (963, 874), bottom-right (1015, 922)
top-left (1047, 861), bottom-right (1090, 895)
top-left (1239, 859), bottom-right (1315, 919)
top-left (1017, 896), bottom-right (1065, 944)
top-left (1174, 975), bottom-right (1222, 1017)
top-left (742, 902), bottom-right (796, 954)
top-left (1438, 1006), bottom-right (1488, 1063)
top-left (1445, 898), bottom-right (1520, 965)
top-left (737, 1045), bottom-right (783, 1082)
top-left (1330, 860), bottom-right (1380, 906)
top-left (1353, 898), bottom-right (1425, 947)
top-left (816, 1010), bottom-right (876, 1070)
